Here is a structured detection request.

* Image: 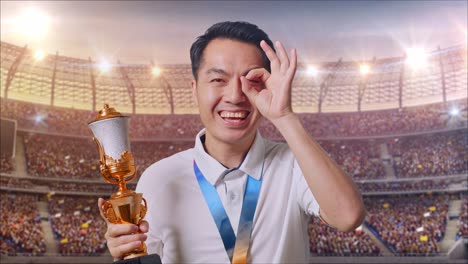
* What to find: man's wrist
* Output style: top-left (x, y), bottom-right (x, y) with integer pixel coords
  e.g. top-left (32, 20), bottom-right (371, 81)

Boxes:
top-left (270, 112), bottom-right (300, 131)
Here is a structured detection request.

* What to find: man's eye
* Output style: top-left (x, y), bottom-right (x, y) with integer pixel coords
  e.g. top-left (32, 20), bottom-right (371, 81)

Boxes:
top-left (210, 78), bottom-right (224, 83)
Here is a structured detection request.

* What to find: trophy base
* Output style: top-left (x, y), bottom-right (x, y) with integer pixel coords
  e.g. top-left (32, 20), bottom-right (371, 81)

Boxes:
top-left (124, 251), bottom-right (147, 260)
top-left (114, 253), bottom-right (161, 264)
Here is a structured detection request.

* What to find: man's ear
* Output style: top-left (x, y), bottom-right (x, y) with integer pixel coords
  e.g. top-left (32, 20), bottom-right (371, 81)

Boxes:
top-left (191, 79), bottom-right (198, 106)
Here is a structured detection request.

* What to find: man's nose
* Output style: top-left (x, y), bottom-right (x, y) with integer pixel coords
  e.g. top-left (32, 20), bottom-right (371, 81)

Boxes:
top-left (225, 78), bottom-right (247, 104)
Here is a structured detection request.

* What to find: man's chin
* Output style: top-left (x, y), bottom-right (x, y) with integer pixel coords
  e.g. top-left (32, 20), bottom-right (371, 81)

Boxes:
top-left (216, 128), bottom-right (256, 145)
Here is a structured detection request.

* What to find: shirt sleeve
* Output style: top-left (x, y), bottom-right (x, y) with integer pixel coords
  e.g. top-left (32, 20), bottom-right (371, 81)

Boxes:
top-left (293, 158), bottom-right (320, 216)
top-left (136, 168), bottom-right (164, 258)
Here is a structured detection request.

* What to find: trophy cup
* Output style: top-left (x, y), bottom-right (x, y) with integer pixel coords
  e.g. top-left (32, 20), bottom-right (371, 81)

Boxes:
top-left (88, 104), bottom-right (147, 260)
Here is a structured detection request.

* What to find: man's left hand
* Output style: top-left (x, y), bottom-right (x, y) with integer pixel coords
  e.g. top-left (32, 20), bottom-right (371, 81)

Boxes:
top-left (241, 40), bottom-right (297, 123)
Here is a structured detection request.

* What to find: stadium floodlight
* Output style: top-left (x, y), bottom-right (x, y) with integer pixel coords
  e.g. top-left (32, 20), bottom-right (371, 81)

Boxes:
top-left (34, 114), bottom-right (44, 124)
top-left (359, 64), bottom-right (370, 75)
top-left (99, 61), bottom-right (111, 73)
top-left (449, 107), bottom-right (460, 117)
top-left (15, 7), bottom-right (51, 39)
top-left (405, 48), bottom-right (428, 70)
top-left (306, 65), bottom-right (318, 77)
top-left (152, 67), bottom-right (161, 76)
top-left (34, 50), bottom-right (45, 61)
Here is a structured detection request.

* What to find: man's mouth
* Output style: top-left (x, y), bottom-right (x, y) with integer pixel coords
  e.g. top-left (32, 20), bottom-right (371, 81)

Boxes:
top-left (219, 110), bottom-right (251, 122)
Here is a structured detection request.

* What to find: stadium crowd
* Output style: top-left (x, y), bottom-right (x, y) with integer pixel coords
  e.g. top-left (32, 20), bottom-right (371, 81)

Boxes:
top-left (0, 177), bottom-right (33, 189)
top-left (357, 179), bottom-right (450, 193)
top-left (0, 99), bottom-right (94, 136)
top-left (308, 216), bottom-right (381, 256)
top-left (130, 114), bottom-right (203, 140)
top-left (19, 129), bottom-right (467, 184)
top-left (0, 192), bottom-right (46, 256)
top-left (48, 195), bottom-right (107, 255)
top-left (318, 140), bottom-right (385, 180)
top-left (23, 134), bottom-right (100, 180)
top-left (48, 182), bottom-right (116, 194)
top-left (0, 154), bottom-right (14, 173)
top-left (365, 194), bottom-right (449, 256)
top-left (132, 141), bottom-right (193, 178)
top-left (299, 100), bottom-right (466, 138)
top-left (456, 197), bottom-right (468, 240)
top-left (1, 98), bottom-right (466, 139)
top-left (21, 132), bottom-right (194, 180)
top-left (388, 131), bottom-right (467, 178)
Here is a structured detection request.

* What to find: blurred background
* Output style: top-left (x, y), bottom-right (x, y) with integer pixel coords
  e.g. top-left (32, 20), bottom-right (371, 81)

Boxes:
top-left (0, 1), bottom-right (467, 263)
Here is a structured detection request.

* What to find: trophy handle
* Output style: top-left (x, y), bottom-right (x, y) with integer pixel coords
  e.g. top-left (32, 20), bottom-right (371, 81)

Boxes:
top-left (93, 137), bottom-right (119, 185)
top-left (139, 197), bottom-right (147, 220)
top-left (101, 200), bottom-right (118, 223)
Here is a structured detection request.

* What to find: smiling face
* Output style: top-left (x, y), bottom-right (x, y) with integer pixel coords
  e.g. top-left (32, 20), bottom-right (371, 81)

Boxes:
top-left (192, 38), bottom-right (264, 147)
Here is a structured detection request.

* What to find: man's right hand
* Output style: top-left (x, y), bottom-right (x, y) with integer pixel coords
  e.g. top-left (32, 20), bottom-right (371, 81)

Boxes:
top-left (98, 198), bottom-right (149, 261)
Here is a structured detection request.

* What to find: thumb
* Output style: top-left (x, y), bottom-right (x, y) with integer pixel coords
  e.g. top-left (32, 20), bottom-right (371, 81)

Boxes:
top-left (241, 76), bottom-right (259, 104)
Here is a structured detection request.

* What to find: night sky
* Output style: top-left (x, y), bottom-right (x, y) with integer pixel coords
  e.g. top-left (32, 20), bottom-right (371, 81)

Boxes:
top-left (1, 1), bottom-right (466, 64)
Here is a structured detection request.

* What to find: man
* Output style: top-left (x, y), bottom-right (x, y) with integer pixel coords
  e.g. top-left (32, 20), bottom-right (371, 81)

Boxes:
top-left (99, 21), bottom-right (365, 263)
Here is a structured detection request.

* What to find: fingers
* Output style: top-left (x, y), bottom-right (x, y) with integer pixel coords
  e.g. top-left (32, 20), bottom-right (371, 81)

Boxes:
top-left (139, 220), bottom-right (149, 233)
top-left (108, 232), bottom-right (148, 248)
top-left (107, 223), bottom-right (139, 238)
top-left (260, 40), bottom-right (295, 74)
top-left (108, 234), bottom-right (147, 261)
top-left (241, 76), bottom-right (259, 103)
top-left (245, 68), bottom-right (270, 84)
top-left (260, 40), bottom-right (279, 72)
top-left (105, 222), bottom-right (149, 260)
top-left (274, 41), bottom-right (290, 71)
top-left (287, 48), bottom-right (297, 81)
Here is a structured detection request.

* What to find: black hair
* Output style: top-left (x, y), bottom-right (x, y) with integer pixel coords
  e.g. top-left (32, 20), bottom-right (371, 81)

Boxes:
top-left (190, 21), bottom-right (275, 80)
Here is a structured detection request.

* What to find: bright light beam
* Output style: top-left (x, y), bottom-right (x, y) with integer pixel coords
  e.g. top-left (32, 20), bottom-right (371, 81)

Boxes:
top-left (449, 107), bottom-right (460, 117)
top-left (406, 48), bottom-right (428, 70)
top-left (306, 65), bottom-right (318, 77)
top-left (15, 7), bottom-right (51, 40)
top-left (151, 67), bottom-right (161, 76)
top-left (99, 61), bottom-right (111, 73)
top-left (34, 50), bottom-right (45, 61)
top-left (360, 64), bottom-right (370, 75)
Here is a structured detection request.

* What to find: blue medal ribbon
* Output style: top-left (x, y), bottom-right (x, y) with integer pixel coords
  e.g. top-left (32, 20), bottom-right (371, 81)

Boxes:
top-left (194, 160), bottom-right (262, 263)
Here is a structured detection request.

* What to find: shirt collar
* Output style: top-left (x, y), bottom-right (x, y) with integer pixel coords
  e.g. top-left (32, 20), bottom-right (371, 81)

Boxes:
top-left (193, 129), bottom-right (266, 186)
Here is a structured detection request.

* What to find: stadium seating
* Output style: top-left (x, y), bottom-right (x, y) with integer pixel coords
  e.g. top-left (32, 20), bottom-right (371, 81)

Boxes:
top-left (0, 154), bottom-right (14, 173)
top-left (308, 216), bottom-right (381, 256)
top-left (0, 192), bottom-right (46, 256)
top-left (365, 194), bottom-right (449, 256)
top-left (23, 134), bottom-right (101, 180)
top-left (456, 197), bottom-right (468, 240)
top-left (318, 140), bottom-right (385, 180)
top-left (19, 128), bottom-right (466, 183)
top-left (48, 195), bottom-right (107, 255)
top-left (388, 130), bottom-right (467, 178)
top-left (1, 98), bottom-right (466, 140)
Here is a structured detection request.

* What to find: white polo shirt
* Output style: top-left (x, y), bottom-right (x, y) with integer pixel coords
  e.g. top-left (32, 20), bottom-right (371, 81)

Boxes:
top-left (136, 129), bottom-right (320, 263)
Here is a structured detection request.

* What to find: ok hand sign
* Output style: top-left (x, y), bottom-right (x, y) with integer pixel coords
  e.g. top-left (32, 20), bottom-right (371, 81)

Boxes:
top-left (241, 40), bottom-right (297, 123)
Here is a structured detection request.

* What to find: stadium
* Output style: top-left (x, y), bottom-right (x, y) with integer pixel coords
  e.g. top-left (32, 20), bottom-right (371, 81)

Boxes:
top-left (1, 2), bottom-right (467, 264)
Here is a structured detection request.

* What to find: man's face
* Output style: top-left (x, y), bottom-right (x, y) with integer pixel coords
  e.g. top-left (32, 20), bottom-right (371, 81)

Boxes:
top-left (192, 38), bottom-right (264, 146)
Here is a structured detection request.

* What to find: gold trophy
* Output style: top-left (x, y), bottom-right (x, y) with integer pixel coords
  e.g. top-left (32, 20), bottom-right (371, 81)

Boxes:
top-left (88, 104), bottom-right (147, 260)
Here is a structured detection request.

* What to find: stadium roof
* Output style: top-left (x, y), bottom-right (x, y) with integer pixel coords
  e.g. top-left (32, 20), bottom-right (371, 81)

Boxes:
top-left (1, 1), bottom-right (466, 64)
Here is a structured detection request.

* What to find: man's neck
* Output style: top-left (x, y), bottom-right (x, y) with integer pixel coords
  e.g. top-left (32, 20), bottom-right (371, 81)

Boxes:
top-left (203, 132), bottom-right (256, 169)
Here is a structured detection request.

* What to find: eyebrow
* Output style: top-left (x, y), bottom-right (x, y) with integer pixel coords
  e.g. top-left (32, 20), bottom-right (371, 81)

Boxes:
top-left (205, 66), bottom-right (262, 77)
top-left (205, 68), bottom-right (228, 76)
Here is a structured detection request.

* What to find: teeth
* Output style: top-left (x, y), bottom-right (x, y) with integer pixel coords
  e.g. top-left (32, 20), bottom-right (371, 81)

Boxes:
top-left (220, 111), bottom-right (247, 118)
